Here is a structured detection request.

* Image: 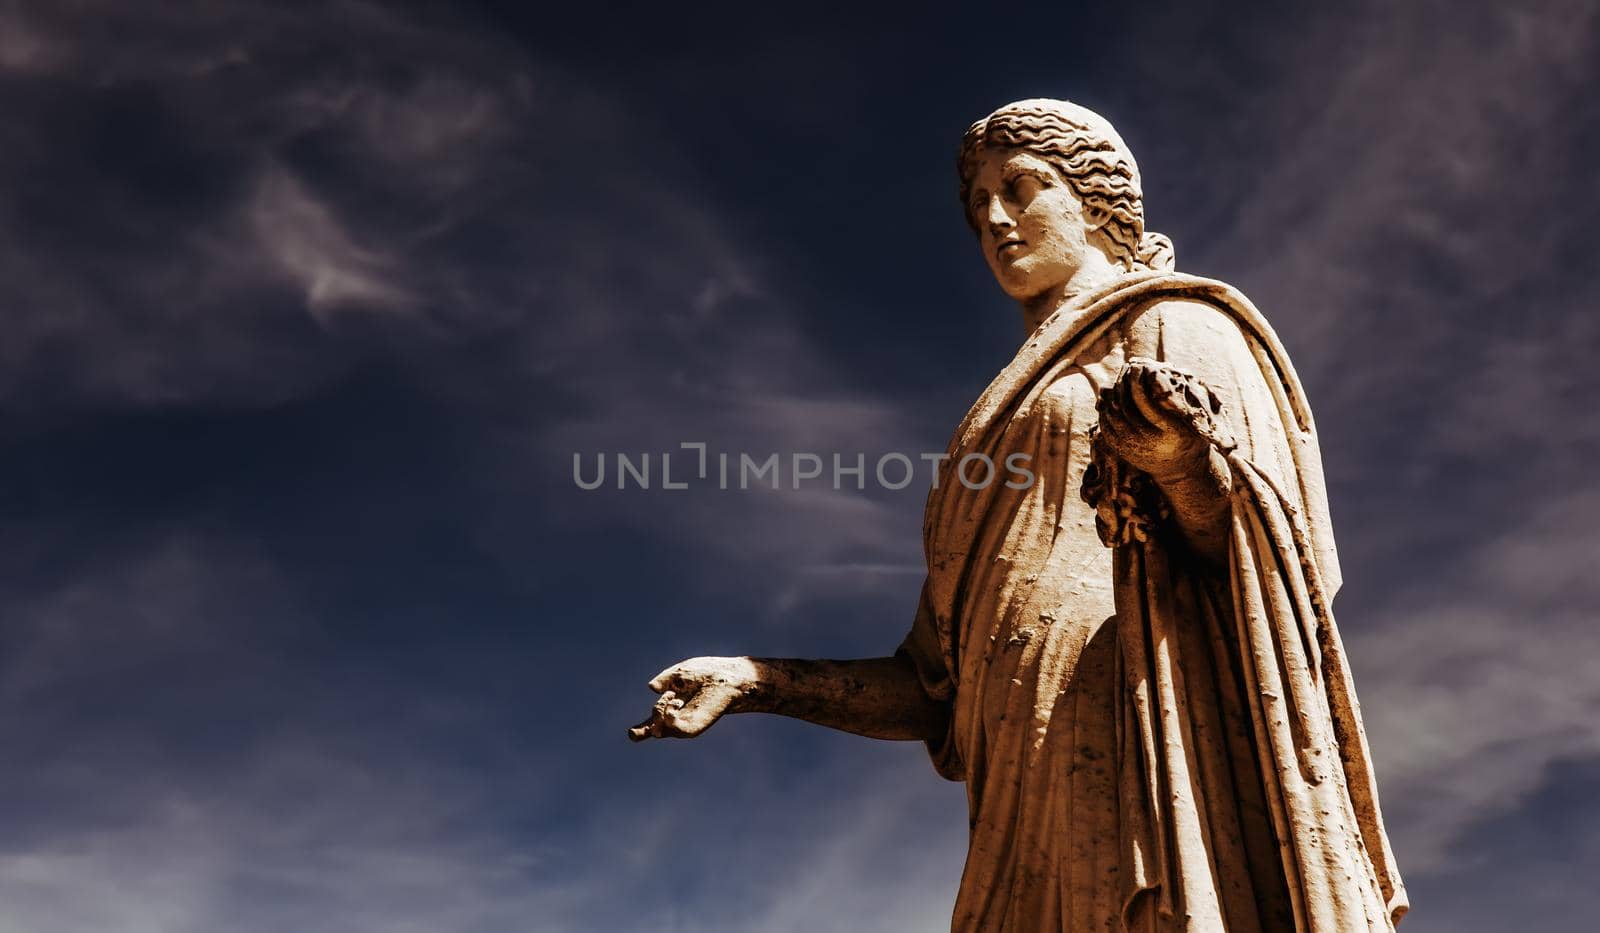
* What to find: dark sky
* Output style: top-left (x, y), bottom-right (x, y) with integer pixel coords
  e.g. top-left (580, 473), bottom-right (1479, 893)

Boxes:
top-left (0, 1), bottom-right (1596, 930)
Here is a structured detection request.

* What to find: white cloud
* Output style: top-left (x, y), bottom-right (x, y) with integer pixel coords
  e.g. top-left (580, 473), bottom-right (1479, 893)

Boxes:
top-left (2, 2), bottom-right (1596, 931)
top-left (0, 526), bottom-right (965, 932)
top-left (1348, 486), bottom-right (1600, 873)
top-left (0, 0), bottom-right (533, 408)
top-left (1174, 0), bottom-right (1600, 889)
top-left (248, 165), bottom-right (415, 322)
top-left (0, 4), bottom-right (64, 72)
top-left (0, 532), bottom-right (291, 702)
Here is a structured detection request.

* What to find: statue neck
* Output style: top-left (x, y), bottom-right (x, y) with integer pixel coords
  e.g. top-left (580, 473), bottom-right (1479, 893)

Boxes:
top-left (1019, 250), bottom-right (1124, 334)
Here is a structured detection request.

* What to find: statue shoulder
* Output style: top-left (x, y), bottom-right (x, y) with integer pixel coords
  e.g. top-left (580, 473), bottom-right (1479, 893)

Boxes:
top-left (1121, 295), bottom-right (1256, 366)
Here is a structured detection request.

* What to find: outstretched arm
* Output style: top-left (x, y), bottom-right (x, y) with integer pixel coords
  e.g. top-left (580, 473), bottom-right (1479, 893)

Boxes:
top-left (628, 654), bottom-right (946, 744)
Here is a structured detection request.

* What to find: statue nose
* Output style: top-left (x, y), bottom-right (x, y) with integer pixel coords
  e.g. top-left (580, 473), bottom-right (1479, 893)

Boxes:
top-left (985, 196), bottom-right (1016, 235)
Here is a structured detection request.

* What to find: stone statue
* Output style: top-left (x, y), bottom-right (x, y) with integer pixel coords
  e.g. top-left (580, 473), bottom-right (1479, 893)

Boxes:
top-left (630, 99), bottom-right (1408, 932)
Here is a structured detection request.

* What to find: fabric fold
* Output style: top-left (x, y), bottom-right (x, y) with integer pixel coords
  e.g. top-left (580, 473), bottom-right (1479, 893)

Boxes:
top-left (902, 271), bottom-right (1405, 932)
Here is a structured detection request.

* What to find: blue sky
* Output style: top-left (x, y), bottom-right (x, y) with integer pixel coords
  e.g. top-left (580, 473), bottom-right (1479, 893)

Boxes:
top-left (0, 1), bottom-right (1595, 930)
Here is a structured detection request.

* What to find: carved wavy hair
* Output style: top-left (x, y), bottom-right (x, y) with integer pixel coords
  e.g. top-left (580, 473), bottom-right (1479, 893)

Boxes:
top-left (958, 100), bottom-right (1175, 272)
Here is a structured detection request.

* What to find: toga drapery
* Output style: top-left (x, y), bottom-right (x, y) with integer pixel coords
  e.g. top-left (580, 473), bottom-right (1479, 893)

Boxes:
top-left (897, 271), bottom-right (1406, 932)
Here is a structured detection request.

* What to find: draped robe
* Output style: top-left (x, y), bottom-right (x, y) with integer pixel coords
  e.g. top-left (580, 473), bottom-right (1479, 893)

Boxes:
top-left (897, 271), bottom-right (1406, 932)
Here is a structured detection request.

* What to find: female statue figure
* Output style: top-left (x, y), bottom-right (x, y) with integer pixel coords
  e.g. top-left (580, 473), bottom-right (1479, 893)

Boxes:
top-left (630, 99), bottom-right (1407, 933)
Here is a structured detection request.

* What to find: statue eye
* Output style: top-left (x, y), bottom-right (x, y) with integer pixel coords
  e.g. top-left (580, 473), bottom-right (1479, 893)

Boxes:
top-left (1009, 174), bottom-right (1045, 201)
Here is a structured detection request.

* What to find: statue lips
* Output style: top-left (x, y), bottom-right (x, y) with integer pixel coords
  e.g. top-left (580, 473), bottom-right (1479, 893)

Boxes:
top-left (997, 238), bottom-right (1027, 262)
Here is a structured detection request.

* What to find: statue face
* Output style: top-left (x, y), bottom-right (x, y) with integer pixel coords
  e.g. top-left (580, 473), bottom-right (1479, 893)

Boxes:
top-left (967, 148), bottom-right (1101, 301)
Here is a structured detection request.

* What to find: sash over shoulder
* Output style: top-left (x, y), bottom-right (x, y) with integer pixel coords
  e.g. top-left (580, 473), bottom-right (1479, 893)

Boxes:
top-left (919, 271), bottom-right (1407, 931)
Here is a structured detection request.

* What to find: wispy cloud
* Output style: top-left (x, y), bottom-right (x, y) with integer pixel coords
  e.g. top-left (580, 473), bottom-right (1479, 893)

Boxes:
top-left (1172, 0), bottom-right (1600, 900)
top-left (0, 522), bottom-right (964, 931)
top-left (0, 0), bottom-right (929, 587)
top-left (0, 4), bottom-right (63, 72)
top-left (0, 2), bottom-right (1595, 932)
top-left (247, 165), bottom-right (415, 322)
top-left (1348, 486), bottom-right (1600, 872)
top-left (0, 0), bottom-right (532, 408)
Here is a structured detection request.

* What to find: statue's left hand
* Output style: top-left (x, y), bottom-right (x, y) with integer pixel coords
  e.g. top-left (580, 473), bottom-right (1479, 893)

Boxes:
top-left (1095, 357), bottom-right (1234, 481)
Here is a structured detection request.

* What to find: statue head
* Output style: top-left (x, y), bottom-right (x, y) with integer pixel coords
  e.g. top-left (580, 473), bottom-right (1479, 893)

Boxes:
top-left (959, 99), bottom-right (1174, 303)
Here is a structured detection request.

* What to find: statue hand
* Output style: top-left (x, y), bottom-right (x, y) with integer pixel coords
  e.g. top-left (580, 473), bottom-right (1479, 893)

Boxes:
top-left (628, 656), bottom-right (759, 742)
top-left (1095, 357), bottom-right (1235, 481)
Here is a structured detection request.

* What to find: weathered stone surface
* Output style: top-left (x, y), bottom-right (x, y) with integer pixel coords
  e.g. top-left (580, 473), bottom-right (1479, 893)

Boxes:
top-left (632, 99), bottom-right (1406, 933)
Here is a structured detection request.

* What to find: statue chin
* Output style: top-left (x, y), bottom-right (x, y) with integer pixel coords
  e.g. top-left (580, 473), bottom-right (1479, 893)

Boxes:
top-left (994, 263), bottom-right (1063, 301)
